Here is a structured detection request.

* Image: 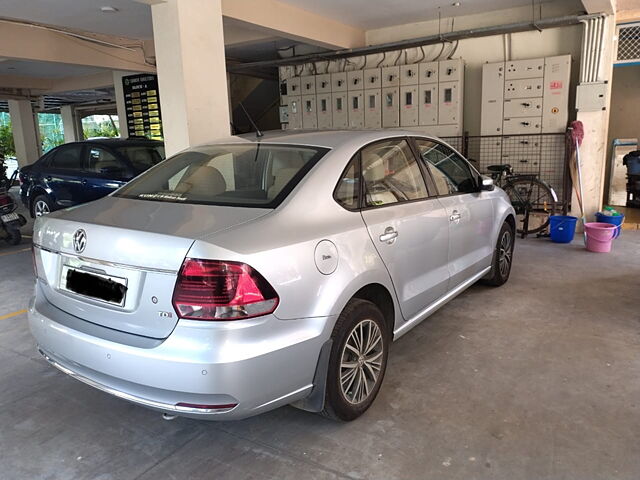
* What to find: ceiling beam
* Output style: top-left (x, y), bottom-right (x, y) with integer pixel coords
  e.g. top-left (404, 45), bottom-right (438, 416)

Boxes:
top-left (617, 9), bottom-right (640, 22)
top-left (0, 20), bottom-right (156, 73)
top-left (582, 0), bottom-right (616, 15)
top-left (220, 0), bottom-right (365, 49)
top-left (47, 72), bottom-right (115, 94)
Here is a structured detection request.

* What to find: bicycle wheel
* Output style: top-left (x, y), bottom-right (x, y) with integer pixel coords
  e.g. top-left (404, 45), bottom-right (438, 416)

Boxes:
top-left (503, 177), bottom-right (557, 235)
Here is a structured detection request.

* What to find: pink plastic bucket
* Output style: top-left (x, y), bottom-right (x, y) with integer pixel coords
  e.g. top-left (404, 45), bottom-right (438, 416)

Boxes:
top-left (584, 222), bottom-right (617, 253)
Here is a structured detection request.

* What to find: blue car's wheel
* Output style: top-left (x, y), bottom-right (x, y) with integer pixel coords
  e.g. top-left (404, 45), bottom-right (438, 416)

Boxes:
top-left (33, 195), bottom-right (52, 217)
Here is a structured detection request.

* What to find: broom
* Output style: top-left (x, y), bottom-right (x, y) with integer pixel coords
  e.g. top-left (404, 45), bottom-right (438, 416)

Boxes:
top-left (568, 121), bottom-right (586, 244)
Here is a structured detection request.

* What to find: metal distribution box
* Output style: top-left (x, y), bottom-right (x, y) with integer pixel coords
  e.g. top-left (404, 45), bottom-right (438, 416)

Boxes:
top-left (400, 64), bottom-right (419, 85)
top-left (300, 76), bottom-right (316, 95)
top-left (439, 59), bottom-right (463, 82)
top-left (364, 89), bottom-right (382, 129)
top-left (285, 77), bottom-right (301, 96)
top-left (382, 86), bottom-right (400, 127)
top-left (381, 66), bottom-right (400, 87)
top-left (418, 61), bottom-right (439, 84)
top-left (315, 74), bottom-right (331, 94)
top-left (481, 55), bottom-right (571, 135)
top-left (418, 84), bottom-right (438, 126)
top-left (332, 92), bottom-right (348, 128)
top-left (480, 62), bottom-right (505, 135)
top-left (364, 68), bottom-right (382, 89)
top-left (287, 95), bottom-right (302, 129)
top-left (438, 81), bottom-right (462, 125)
top-left (331, 72), bottom-right (347, 92)
top-left (400, 85), bottom-right (419, 126)
top-left (347, 70), bottom-right (364, 90)
top-left (317, 93), bottom-right (332, 129)
top-left (348, 90), bottom-right (364, 128)
top-left (302, 94), bottom-right (317, 129)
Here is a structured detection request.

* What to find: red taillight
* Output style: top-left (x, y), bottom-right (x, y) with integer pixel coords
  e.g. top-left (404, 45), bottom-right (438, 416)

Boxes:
top-left (0, 194), bottom-right (10, 206)
top-left (172, 259), bottom-right (278, 321)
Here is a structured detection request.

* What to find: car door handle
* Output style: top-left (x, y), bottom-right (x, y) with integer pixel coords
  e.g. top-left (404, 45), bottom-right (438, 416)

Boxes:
top-left (81, 179), bottom-right (87, 185)
top-left (379, 227), bottom-right (398, 244)
top-left (449, 211), bottom-right (461, 223)
top-left (46, 176), bottom-right (52, 181)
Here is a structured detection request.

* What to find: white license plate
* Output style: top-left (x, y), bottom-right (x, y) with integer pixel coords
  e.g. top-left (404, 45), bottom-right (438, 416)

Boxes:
top-left (60, 265), bottom-right (128, 306)
top-left (1, 212), bottom-right (19, 223)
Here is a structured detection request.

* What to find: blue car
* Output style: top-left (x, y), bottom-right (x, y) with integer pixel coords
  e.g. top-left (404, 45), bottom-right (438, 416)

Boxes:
top-left (20, 138), bottom-right (165, 217)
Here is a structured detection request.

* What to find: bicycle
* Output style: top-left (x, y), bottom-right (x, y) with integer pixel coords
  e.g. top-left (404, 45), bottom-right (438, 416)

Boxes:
top-left (486, 164), bottom-right (558, 237)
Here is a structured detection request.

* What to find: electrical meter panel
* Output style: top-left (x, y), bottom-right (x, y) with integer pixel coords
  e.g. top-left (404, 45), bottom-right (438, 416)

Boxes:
top-left (300, 76), bottom-right (316, 95)
top-left (382, 86), bottom-right (400, 127)
top-left (315, 74), bottom-right (331, 94)
top-left (317, 93), bottom-right (332, 129)
top-left (332, 92), bottom-right (348, 128)
top-left (364, 68), bottom-right (382, 89)
top-left (287, 95), bottom-right (302, 129)
top-left (364, 89), bottom-right (382, 129)
top-left (381, 66), bottom-right (400, 87)
top-left (348, 90), bottom-right (364, 128)
top-left (347, 70), bottom-right (364, 91)
top-left (302, 94), bottom-right (317, 129)
top-left (279, 56), bottom-right (464, 134)
top-left (400, 85), bottom-right (419, 126)
top-left (419, 84), bottom-right (438, 126)
top-left (400, 65), bottom-right (419, 85)
top-left (481, 55), bottom-right (571, 135)
top-left (439, 59), bottom-right (463, 82)
top-left (331, 72), bottom-right (347, 92)
top-left (419, 62), bottom-right (439, 84)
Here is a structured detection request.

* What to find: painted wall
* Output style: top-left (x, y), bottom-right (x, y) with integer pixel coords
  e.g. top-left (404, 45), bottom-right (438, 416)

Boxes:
top-left (365, 2), bottom-right (585, 136)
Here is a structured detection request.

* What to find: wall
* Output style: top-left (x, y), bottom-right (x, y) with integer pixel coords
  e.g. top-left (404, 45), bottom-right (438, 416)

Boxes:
top-left (365, 2), bottom-right (585, 135)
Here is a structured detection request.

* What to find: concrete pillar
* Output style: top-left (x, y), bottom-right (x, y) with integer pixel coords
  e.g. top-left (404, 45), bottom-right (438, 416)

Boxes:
top-left (60, 105), bottom-right (78, 143)
top-left (112, 70), bottom-right (130, 138)
top-left (8, 99), bottom-right (40, 167)
top-left (150, 0), bottom-right (231, 156)
top-left (571, 14), bottom-right (617, 222)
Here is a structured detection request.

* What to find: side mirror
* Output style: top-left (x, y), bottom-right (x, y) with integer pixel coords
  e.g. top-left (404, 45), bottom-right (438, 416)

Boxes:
top-left (480, 176), bottom-right (495, 191)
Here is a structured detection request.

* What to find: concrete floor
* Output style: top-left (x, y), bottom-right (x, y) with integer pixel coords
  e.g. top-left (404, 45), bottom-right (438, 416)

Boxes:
top-left (1, 211), bottom-right (639, 479)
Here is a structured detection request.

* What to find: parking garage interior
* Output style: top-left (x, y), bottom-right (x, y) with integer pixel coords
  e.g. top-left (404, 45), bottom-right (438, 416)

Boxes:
top-left (1, 1), bottom-right (640, 479)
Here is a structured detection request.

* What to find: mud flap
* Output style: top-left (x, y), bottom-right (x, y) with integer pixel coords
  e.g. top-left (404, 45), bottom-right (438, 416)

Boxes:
top-left (290, 338), bottom-right (333, 413)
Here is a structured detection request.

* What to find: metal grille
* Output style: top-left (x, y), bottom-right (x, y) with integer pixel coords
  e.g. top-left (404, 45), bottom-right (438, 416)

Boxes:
top-left (617, 23), bottom-right (640, 63)
top-left (441, 133), bottom-right (568, 208)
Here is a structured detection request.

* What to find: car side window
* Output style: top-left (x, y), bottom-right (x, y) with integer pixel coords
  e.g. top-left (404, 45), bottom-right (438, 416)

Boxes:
top-left (415, 139), bottom-right (477, 195)
top-left (334, 156), bottom-right (360, 210)
top-left (49, 145), bottom-right (84, 170)
top-left (361, 139), bottom-right (428, 207)
top-left (87, 147), bottom-right (128, 177)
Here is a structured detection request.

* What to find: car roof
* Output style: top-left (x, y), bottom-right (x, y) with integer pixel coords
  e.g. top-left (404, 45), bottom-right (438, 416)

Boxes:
top-left (223, 129), bottom-right (442, 149)
top-left (79, 137), bottom-right (164, 148)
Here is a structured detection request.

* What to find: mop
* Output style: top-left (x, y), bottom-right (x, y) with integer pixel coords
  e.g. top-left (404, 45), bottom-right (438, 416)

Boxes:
top-left (568, 121), bottom-right (587, 243)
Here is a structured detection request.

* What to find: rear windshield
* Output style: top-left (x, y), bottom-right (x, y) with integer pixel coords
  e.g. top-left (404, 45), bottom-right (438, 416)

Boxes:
top-left (116, 145), bottom-right (166, 172)
top-left (114, 143), bottom-right (328, 208)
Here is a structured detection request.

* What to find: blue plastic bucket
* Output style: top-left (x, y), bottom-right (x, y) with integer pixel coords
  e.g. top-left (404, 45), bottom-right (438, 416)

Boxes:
top-left (595, 212), bottom-right (624, 239)
top-left (549, 215), bottom-right (578, 243)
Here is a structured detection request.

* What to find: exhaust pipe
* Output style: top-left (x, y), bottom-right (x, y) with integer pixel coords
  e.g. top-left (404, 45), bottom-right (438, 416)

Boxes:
top-left (162, 413), bottom-right (177, 421)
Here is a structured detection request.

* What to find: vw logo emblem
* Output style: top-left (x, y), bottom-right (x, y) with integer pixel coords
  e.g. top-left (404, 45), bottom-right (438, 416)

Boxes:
top-left (72, 229), bottom-right (87, 254)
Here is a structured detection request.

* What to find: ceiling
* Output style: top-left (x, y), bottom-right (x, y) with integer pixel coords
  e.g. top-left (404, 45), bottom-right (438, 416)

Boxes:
top-left (278, 0), bottom-right (557, 29)
top-left (0, 59), bottom-right (108, 79)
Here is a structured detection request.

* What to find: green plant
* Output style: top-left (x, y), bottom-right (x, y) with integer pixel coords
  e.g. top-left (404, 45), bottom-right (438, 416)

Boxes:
top-left (83, 121), bottom-right (119, 139)
top-left (0, 123), bottom-right (15, 158)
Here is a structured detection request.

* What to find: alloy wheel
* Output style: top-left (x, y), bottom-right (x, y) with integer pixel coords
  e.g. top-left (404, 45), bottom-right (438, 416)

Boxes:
top-left (498, 230), bottom-right (512, 277)
top-left (340, 319), bottom-right (384, 405)
top-left (34, 200), bottom-right (50, 217)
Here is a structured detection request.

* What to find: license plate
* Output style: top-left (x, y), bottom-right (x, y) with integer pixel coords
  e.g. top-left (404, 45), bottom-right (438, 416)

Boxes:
top-left (1, 212), bottom-right (19, 223)
top-left (61, 265), bottom-right (128, 306)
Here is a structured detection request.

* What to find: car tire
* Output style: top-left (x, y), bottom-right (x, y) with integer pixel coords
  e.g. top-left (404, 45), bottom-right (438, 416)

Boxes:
top-left (32, 195), bottom-right (53, 218)
top-left (483, 221), bottom-right (515, 287)
top-left (322, 299), bottom-right (390, 421)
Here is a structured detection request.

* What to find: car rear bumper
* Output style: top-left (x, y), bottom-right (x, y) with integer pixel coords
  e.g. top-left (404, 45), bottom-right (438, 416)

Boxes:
top-left (28, 287), bottom-right (334, 420)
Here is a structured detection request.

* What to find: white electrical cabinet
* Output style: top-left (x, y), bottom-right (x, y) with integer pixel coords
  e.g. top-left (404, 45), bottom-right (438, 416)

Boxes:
top-left (302, 94), bottom-right (318, 129)
top-left (481, 54), bottom-right (571, 135)
top-left (279, 56), bottom-right (464, 134)
top-left (365, 89), bottom-right (382, 129)
top-left (317, 93), bottom-right (332, 129)
top-left (382, 86), bottom-right (400, 128)
top-left (400, 85), bottom-right (419, 126)
top-left (332, 92), bottom-right (348, 128)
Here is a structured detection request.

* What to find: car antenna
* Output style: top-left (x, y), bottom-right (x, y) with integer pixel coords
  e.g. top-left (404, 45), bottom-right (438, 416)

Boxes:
top-left (239, 102), bottom-right (263, 138)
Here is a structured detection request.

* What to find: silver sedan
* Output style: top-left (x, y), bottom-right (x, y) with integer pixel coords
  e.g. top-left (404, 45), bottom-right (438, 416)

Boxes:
top-left (29, 130), bottom-right (516, 421)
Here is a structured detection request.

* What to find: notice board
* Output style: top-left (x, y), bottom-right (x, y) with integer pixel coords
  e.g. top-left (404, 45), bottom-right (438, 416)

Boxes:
top-left (122, 74), bottom-right (163, 140)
